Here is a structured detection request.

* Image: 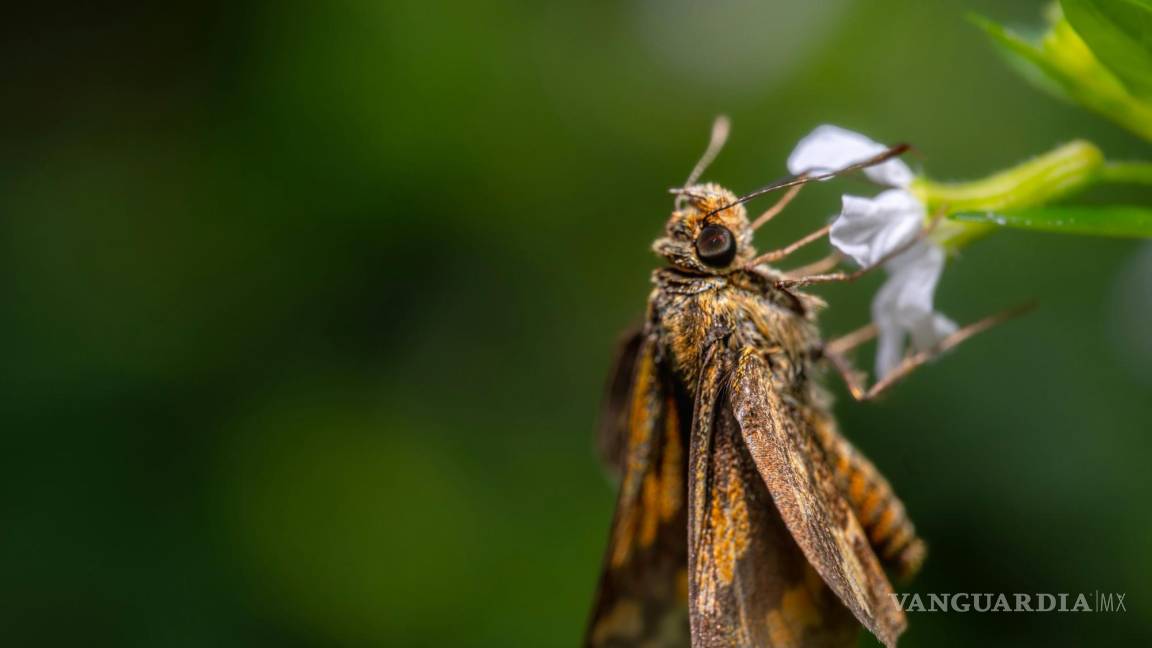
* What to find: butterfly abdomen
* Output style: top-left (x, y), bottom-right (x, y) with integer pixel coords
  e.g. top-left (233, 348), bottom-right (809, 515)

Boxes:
top-left (817, 420), bottom-right (925, 581)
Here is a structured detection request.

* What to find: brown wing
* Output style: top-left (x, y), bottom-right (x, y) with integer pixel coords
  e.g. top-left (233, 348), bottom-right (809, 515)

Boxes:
top-left (586, 335), bottom-right (691, 648)
top-left (728, 349), bottom-right (906, 648)
top-left (688, 345), bottom-right (860, 648)
top-left (596, 327), bottom-right (644, 480)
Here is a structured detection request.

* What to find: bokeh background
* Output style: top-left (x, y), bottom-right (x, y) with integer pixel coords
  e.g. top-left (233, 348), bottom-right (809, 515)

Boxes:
top-left (2, 0), bottom-right (1150, 646)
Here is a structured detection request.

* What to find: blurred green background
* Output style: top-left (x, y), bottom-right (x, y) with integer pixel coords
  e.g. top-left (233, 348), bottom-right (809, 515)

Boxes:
top-left (2, 0), bottom-right (1150, 646)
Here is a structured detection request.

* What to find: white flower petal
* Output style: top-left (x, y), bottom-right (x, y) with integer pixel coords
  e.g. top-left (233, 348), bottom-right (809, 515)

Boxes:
top-left (874, 324), bottom-right (906, 380)
top-left (863, 157), bottom-right (915, 189)
top-left (910, 313), bottom-right (958, 352)
top-left (787, 124), bottom-right (914, 187)
top-left (830, 189), bottom-right (925, 267)
top-left (874, 242), bottom-right (944, 326)
top-left (869, 241), bottom-right (954, 378)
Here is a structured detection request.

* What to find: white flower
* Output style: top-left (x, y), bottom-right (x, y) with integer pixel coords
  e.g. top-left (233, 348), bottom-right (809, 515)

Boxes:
top-left (788, 125), bottom-right (956, 378)
top-left (831, 190), bottom-right (924, 268)
top-left (870, 240), bottom-right (957, 378)
top-left (788, 124), bottom-right (915, 188)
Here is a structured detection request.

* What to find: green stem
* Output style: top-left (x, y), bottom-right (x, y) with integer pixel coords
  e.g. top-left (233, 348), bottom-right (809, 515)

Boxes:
top-left (910, 140), bottom-right (1105, 250)
top-left (1096, 161), bottom-right (1152, 185)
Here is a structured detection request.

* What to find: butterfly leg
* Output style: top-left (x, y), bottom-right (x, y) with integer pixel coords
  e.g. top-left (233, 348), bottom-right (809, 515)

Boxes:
top-left (823, 347), bottom-right (870, 402)
top-left (823, 304), bottom-right (1033, 401)
top-left (784, 252), bottom-right (842, 278)
top-left (773, 227), bottom-right (928, 288)
top-left (825, 322), bottom-right (878, 356)
top-left (774, 211), bottom-right (945, 289)
top-left (746, 223), bottom-right (831, 267)
top-left (861, 303), bottom-right (1033, 399)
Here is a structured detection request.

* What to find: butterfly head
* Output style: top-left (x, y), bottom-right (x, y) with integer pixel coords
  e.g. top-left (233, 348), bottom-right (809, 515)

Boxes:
top-left (654, 184), bottom-right (755, 273)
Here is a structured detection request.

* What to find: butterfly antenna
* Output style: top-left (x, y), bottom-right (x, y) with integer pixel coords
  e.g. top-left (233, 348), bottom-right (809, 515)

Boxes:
top-left (705, 143), bottom-right (910, 218)
top-left (675, 116), bottom-right (731, 209)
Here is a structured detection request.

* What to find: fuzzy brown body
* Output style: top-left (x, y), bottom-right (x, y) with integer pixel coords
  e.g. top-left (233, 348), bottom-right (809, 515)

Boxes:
top-left (588, 184), bottom-right (923, 648)
top-left (652, 266), bottom-right (922, 577)
top-left (650, 267), bottom-right (821, 396)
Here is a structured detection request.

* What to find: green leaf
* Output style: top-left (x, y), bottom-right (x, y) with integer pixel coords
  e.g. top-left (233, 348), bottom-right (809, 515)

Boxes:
top-left (1062, 0), bottom-right (1152, 100)
top-left (970, 14), bottom-right (1073, 102)
top-left (951, 205), bottom-right (1152, 238)
top-left (971, 12), bottom-right (1152, 142)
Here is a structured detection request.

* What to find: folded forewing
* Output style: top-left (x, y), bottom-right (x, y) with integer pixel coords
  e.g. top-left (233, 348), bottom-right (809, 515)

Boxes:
top-left (688, 345), bottom-right (860, 648)
top-left (728, 350), bottom-right (906, 648)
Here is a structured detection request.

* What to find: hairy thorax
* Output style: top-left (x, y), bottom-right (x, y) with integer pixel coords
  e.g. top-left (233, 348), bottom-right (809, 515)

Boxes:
top-left (648, 267), bottom-right (826, 400)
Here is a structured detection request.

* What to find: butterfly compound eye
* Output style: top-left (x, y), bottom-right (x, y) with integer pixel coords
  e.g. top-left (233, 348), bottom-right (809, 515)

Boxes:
top-left (695, 225), bottom-right (736, 267)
